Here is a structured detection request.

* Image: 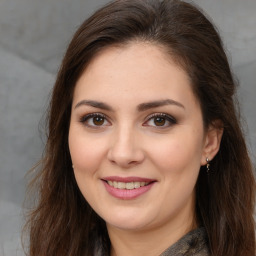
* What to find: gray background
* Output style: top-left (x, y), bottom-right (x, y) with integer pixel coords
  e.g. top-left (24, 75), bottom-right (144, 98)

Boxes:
top-left (0, 0), bottom-right (255, 255)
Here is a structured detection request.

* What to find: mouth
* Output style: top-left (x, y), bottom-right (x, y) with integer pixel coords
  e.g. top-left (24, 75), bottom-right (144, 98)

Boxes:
top-left (105, 180), bottom-right (150, 190)
top-left (101, 176), bottom-right (156, 199)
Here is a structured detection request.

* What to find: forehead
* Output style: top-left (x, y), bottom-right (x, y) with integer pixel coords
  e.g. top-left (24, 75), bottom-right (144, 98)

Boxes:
top-left (73, 42), bottom-right (199, 110)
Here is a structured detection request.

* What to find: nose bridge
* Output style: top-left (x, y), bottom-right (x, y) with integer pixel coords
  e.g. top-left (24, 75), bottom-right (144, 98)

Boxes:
top-left (107, 122), bottom-right (144, 167)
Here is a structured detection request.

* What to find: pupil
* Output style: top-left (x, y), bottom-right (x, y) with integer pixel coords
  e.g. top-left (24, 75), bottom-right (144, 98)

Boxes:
top-left (93, 116), bottom-right (104, 125)
top-left (154, 117), bottom-right (165, 126)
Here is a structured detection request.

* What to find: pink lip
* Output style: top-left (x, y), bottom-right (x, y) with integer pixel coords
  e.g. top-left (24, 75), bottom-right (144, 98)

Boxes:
top-left (102, 176), bottom-right (155, 183)
top-left (102, 177), bottom-right (156, 200)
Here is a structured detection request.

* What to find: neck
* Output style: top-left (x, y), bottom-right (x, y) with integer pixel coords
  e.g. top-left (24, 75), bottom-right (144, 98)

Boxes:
top-left (108, 210), bottom-right (197, 256)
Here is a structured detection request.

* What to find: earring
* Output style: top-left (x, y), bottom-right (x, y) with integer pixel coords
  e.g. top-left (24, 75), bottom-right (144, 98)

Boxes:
top-left (72, 164), bottom-right (74, 169)
top-left (206, 158), bottom-right (210, 173)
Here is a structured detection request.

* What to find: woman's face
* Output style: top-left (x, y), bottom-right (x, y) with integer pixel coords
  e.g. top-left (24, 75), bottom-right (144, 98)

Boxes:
top-left (69, 43), bottom-right (213, 233)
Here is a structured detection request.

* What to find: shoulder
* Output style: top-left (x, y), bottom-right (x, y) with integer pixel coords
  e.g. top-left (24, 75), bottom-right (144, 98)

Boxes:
top-left (160, 227), bottom-right (210, 256)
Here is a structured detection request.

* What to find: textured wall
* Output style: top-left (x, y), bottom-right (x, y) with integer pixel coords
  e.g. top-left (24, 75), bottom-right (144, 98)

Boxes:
top-left (0, 0), bottom-right (255, 254)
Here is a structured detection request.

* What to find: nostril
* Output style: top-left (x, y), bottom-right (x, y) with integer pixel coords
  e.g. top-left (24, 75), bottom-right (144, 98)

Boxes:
top-left (107, 136), bottom-right (145, 168)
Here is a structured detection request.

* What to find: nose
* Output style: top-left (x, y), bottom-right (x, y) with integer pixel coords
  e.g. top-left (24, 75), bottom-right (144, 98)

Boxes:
top-left (107, 126), bottom-right (145, 168)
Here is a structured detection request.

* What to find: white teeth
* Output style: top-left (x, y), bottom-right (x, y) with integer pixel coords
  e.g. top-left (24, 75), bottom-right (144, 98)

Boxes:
top-left (107, 181), bottom-right (149, 189)
top-left (134, 182), bottom-right (140, 188)
top-left (126, 182), bottom-right (134, 190)
top-left (117, 182), bottom-right (126, 189)
top-left (113, 181), bottom-right (118, 188)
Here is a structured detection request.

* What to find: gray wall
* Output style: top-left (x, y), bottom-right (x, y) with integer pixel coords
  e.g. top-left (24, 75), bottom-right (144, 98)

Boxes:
top-left (0, 0), bottom-right (255, 255)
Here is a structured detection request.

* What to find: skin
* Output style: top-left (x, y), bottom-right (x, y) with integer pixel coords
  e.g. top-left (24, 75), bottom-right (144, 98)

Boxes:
top-left (68, 42), bottom-right (222, 256)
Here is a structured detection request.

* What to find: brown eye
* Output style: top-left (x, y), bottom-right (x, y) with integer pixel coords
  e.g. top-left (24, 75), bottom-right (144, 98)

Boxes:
top-left (93, 116), bottom-right (105, 126)
top-left (143, 113), bottom-right (177, 128)
top-left (80, 113), bottom-right (110, 128)
top-left (154, 117), bottom-right (166, 126)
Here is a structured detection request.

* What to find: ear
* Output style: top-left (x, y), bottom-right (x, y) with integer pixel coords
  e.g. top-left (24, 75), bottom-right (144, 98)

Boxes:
top-left (201, 120), bottom-right (223, 165)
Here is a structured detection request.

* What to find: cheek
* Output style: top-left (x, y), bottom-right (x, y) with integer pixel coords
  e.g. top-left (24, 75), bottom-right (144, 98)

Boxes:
top-left (149, 129), bottom-right (204, 176)
top-left (68, 130), bottom-right (107, 173)
top-left (68, 131), bottom-right (106, 204)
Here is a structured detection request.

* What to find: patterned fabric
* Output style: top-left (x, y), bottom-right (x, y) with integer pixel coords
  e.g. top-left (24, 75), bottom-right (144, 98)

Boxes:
top-left (160, 227), bottom-right (209, 256)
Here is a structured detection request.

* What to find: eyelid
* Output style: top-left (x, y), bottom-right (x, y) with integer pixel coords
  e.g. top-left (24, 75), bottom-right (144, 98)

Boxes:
top-left (78, 112), bottom-right (176, 128)
top-left (143, 113), bottom-right (177, 127)
top-left (79, 112), bottom-right (111, 128)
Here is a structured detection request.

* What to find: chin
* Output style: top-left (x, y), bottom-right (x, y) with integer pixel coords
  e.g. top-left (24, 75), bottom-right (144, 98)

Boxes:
top-left (102, 209), bottom-right (157, 231)
top-left (106, 219), bottom-right (149, 231)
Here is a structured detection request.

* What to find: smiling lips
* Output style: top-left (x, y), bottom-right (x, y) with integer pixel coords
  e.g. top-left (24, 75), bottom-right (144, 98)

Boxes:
top-left (107, 180), bottom-right (149, 190)
top-left (102, 176), bottom-right (156, 200)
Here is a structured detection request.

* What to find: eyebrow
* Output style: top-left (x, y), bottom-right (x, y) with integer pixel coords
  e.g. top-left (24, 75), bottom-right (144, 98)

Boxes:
top-left (74, 100), bottom-right (113, 111)
top-left (137, 99), bottom-right (185, 111)
top-left (74, 99), bottom-right (184, 111)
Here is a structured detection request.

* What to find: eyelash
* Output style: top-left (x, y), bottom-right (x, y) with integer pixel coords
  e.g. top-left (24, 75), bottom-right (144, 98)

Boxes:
top-left (79, 113), bottom-right (110, 128)
top-left (79, 112), bottom-right (177, 128)
top-left (143, 113), bottom-right (177, 128)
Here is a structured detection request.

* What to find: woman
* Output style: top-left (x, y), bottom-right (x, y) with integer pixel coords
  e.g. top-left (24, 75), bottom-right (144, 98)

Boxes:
top-left (24, 0), bottom-right (255, 255)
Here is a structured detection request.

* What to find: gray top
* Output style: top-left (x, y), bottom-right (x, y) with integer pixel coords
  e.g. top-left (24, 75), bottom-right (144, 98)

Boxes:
top-left (160, 227), bottom-right (209, 256)
top-left (95, 227), bottom-right (209, 256)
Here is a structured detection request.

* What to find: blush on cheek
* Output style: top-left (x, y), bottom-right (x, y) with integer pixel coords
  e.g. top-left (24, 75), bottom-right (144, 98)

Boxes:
top-left (151, 140), bottom-right (201, 176)
top-left (153, 141), bottom-right (184, 161)
top-left (70, 137), bottom-right (107, 174)
top-left (72, 149), bottom-right (97, 172)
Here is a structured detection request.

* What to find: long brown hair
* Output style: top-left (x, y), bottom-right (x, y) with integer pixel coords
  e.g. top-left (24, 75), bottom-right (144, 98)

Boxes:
top-left (24, 0), bottom-right (255, 255)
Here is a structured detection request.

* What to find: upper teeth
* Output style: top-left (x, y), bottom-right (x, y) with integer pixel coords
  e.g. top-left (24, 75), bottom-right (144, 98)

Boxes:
top-left (107, 181), bottom-right (149, 189)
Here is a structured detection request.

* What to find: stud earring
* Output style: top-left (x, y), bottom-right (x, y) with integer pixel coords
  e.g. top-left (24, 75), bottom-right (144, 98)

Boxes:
top-left (206, 158), bottom-right (210, 173)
